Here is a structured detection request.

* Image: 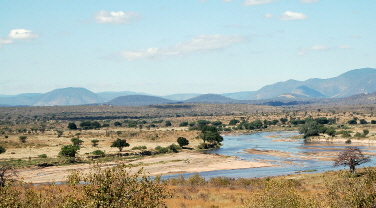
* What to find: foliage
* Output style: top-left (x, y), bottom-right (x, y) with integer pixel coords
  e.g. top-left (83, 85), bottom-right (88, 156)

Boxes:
top-left (0, 162), bottom-right (17, 187)
top-left (359, 119), bottom-right (368, 124)
top-left (67, 122), bottom-right (77, 130)
top-left (0, 146), bottom-right (5, 154)
top-left (334, 146), bottom-right (371, 173)
top-left (38, 154), bottom-right (47, 158)
top-left (91, 139), bottom-right (99, 147)
top-left (299, 121), bottom-right (320, 138)
top-left (19, 135), bottom-right (27, 143)
top-left (168, 143), bottom-right (182, 153)
top-left (363, 129), bottom-right (369, 136)
top-left (80, 121), bottom-right (101, 130)
top-left (114, 121), bottom-right (122, 126)
top-left (59, 145), bottom-right (80, 158)
top-left (92, 150), bottom-right (105, 156)
top-left (165, 120), bottom-right (172, 127)
top-left (131, 145), bottom-right (147, 150)
top-left (348, 119), bottom-right (357, 124)
top-left (71, 137), bottom-right (83, 146)
top-left (179, 121), bottom-right (188, 127)
top-left (177, 137), bottom-right (189, 147)
top-left (229, 119), bottom-right (240, 125)
top-left (110, 138), bottom-right (130, 151)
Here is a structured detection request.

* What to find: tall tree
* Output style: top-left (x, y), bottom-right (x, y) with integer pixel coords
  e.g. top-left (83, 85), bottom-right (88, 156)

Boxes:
top-left (110, 138), bottom-right (130, 151)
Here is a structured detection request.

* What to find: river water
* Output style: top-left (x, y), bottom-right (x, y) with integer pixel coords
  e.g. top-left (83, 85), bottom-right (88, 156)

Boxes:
top-left (164, 131), bottom-right (376, 179)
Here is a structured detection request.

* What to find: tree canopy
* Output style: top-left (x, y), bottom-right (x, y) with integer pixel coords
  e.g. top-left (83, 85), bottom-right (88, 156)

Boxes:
top-left (111, 138), bottom-right (130, 151)
top-left (334, 146), bottom-right (371, 173)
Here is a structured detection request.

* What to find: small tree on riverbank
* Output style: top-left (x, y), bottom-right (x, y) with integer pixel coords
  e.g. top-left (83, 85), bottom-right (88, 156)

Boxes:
top-left (334, 146), bottom-right (370, 174)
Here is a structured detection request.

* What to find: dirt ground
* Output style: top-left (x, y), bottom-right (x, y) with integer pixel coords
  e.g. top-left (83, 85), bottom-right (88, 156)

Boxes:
top-left (17, 151), bottom-right (273, 184)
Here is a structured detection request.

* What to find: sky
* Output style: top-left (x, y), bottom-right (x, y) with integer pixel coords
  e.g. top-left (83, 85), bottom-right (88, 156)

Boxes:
top-left (1, 0), bottom-right (375, 96)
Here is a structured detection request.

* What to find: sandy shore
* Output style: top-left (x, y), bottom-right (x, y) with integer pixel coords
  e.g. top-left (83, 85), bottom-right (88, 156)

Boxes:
top-left (17, 151), bottom-right (273, 184)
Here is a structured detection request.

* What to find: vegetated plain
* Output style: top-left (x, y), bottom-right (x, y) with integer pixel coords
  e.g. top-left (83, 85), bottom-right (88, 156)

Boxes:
top-left (1, 103), bottom-right (376, 207)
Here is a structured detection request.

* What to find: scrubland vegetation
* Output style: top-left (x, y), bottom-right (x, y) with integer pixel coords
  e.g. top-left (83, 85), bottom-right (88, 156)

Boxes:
top-left (1, 103), bottom-right (376, 207)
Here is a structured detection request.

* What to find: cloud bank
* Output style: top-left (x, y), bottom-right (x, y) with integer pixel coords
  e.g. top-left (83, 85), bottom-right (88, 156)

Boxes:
top-left (121, 34), bottom-right (244, 61)
top-left (8, 29), bottom-right (38, 40)
top-left (280, 11), bottom-right (307, 20)
top-left (243, 0), bottom-right (276, 6)
top-left (95, 10), bottom-right (141, 24)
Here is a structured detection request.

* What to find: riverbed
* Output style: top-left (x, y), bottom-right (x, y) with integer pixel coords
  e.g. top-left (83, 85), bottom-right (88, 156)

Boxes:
top-left (164, 131), bottom-right (376, 179)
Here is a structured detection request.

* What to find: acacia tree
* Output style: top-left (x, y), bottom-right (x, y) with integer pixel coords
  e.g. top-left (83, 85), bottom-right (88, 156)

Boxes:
top-left (177, 137), bottom-right (189, 148)
top-left (334, 146), bottom-right (371, 173)
top-left (110, 138), bottom-right (130, 151)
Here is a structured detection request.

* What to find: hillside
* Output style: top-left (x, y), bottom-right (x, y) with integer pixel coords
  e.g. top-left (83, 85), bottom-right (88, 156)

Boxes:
top-left (184, 94), bottom-right (237, 104)
top-left (33, 87), bottom-right (105, 106)
top-left (107, 95), bottom-right (173, 106)
top-left (248, 68), bottom-right (376, 100)
top-left (97, 91), bottom-right (149, 102)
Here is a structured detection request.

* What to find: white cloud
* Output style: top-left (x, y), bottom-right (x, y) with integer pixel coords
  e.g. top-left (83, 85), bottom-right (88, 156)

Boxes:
top-left (264, 13), bottom-right (274, 18)
top-left (95, 10), bottom-right (140, 25)
top-left (0, 38), bottom-right (13, 48)
top-left (8, 29), bottom-right (38, 40)
top-left (300, 0), bottom-right (319, 3)
top-left (280, 11), bottom-right (307, 20)
top-left (243, 0), bottom-right (276, 6)
top-left (121, 34), bottom-right (245, 61)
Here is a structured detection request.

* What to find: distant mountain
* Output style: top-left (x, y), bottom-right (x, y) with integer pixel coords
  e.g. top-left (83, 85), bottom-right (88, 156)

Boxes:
top-left (184, 94), bottom-right (237, 103)
top-left (97, 91), bottom-right (149, 102)
top-left (162, 93), bottom-right (201, 101)
top-left (33, 87), bottom-right (105, 106)
top-left (107, 95), bottom-right (173, 106)
top-left (250, 68), bottom-right (376, 99)
top-left (0, 93), bottom-right (43, 106)
top-left (334, 91), bottom-right (376, 105)
top-left (222, 91), bottom-right (255, 100)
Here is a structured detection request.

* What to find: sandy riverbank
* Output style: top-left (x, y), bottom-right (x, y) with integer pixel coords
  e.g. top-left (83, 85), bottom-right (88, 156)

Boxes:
top-left (17, 151), bottom-right (274, 184)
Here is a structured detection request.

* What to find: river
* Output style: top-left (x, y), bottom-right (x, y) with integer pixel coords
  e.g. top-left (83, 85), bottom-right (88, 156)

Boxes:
top-left (164, 131), bottom-right (376, 179)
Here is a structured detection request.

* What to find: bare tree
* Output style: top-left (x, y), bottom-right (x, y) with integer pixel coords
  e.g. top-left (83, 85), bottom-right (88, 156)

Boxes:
top-left (0, 163), bottom-right (17, 187)
top-left (334, 146), bottom-right (371, 174)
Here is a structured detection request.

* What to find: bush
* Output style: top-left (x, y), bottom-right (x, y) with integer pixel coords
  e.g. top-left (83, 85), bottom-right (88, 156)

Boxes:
top-left (71, 137), bottom-right (83, 146)
top-left (19, 136), bottom-right (27, 143)
top-left (177, 137), bottom-right (189, 147)
top-left (91, 139), bottom-right (99, 147)
top-left (156, 147), bottom-right (169, 154)
top-left (132, 146), bottom-right (147, 150)
top-left (59, 145), bottom-right (80, 158)
top-left (38, 154), bottom-right (47, 158)
top-left (0, 146), bottom-right (6, 154)
top-left (168, 144), bottom-right (181, 153)
top-left (110, 138), bottom-right (130, 151)
top-left (67, 122), bottom-right (77, 130)
top-left (92, 150), bottom-right (105, 156)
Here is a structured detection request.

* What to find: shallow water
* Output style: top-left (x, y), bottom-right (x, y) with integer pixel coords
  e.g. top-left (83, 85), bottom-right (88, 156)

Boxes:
top-left (163, 131), bottom-right (376, 179)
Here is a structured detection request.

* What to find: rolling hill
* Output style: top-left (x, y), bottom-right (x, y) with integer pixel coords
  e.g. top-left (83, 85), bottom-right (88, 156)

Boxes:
top-left (184, 94), bottom-right (237, 104)
top-left (106, 95), bottom-right (173, 106)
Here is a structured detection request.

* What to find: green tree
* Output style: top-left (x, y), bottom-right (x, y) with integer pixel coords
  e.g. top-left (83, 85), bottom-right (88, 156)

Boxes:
top-left (299, 121), bottom-right (320, 138)
top-left (179, 121), bottom-right (189, 127)
top-left (363, 129), bottom-right (369, 136)
top-left (359, 119), bottom-right (368, 124)
top-left (177, 137), bottom-right (189, 148)
top-left (67, 122), bottom-right (77, 130)
top-left (165, 120), bottom-right (172, 127)
top-left (59, 145), bottom-right (80, 158)
top-left (92, 150), bottom-right (105, 156)
top-left (229, 119), bottom-right (240, 125)
top-left (348, 119), bottom-right (357, 124)
top-left (71, 137), bottom-right (83, 146)
top-left (91, 139), bottom-right (99, 147)
top-left (110, 138), bottom-right (130, 151)
top-left (114, 121), bottom-right (122, 127)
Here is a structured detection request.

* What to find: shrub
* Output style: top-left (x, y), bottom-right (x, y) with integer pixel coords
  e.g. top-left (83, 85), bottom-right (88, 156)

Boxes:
top-left (59, 145), bottom-right (80, 158)
top-left (177, 137), bottom-right (189, 147)
top-left (168, 144), bottom-right (181, 153)
top-left (132, 146), bottom-right (147, 150)
top-left (71, 137), bottom-right (83, 146)
top-left (91, 139), bottom-right (99, 147)
top-left (110, 138), bottom-right (130, 151)
top-left (0, 146), bottom-right (5, 154)
top-left (38, 154), bottom-right (47, 158)
top-left (92, 150), bottom-right (105, 156)
top-left (67, 122), bottom-right (77, 130)
top-left (19, 136), bottom-right (27, 143)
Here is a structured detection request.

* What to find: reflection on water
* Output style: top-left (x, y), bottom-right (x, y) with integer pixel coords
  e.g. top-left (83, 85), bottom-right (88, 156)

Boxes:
top-left (163, 131), bottom-right (376, 179)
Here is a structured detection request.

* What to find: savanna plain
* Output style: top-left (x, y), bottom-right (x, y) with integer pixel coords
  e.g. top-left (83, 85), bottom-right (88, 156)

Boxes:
top-left (1, 103), bottom-right (376, 207)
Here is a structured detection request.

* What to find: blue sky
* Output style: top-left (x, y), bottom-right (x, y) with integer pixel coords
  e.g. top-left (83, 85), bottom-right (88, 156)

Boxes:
top-left (1, 0), bottom-right (375, 96)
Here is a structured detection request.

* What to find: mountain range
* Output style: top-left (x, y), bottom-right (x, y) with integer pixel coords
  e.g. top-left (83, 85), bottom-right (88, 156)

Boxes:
top-left (1, 68), bottom-right (375, 107)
